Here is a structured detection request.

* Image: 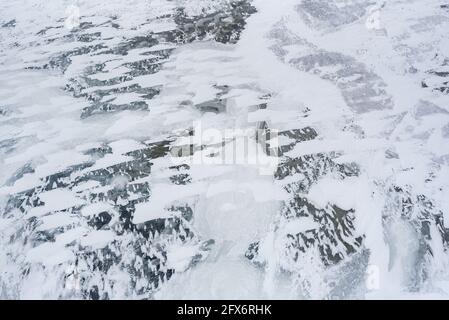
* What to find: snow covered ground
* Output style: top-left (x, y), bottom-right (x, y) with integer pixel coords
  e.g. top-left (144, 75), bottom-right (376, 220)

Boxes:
top-left (1, 0), bottom-right (449, 299)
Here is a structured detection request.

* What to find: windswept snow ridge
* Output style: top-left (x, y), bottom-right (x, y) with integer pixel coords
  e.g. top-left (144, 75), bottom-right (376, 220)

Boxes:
top-left (1, 0), bottom-right (449, 299)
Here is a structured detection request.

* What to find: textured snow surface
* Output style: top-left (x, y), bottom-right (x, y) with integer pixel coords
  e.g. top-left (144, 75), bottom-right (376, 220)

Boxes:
top-left (1, 0), bottom-right (449, 299)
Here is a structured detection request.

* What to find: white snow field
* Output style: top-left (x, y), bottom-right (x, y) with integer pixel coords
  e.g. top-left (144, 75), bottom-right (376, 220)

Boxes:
top-left (1, 0), bottom-right (449, 299)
